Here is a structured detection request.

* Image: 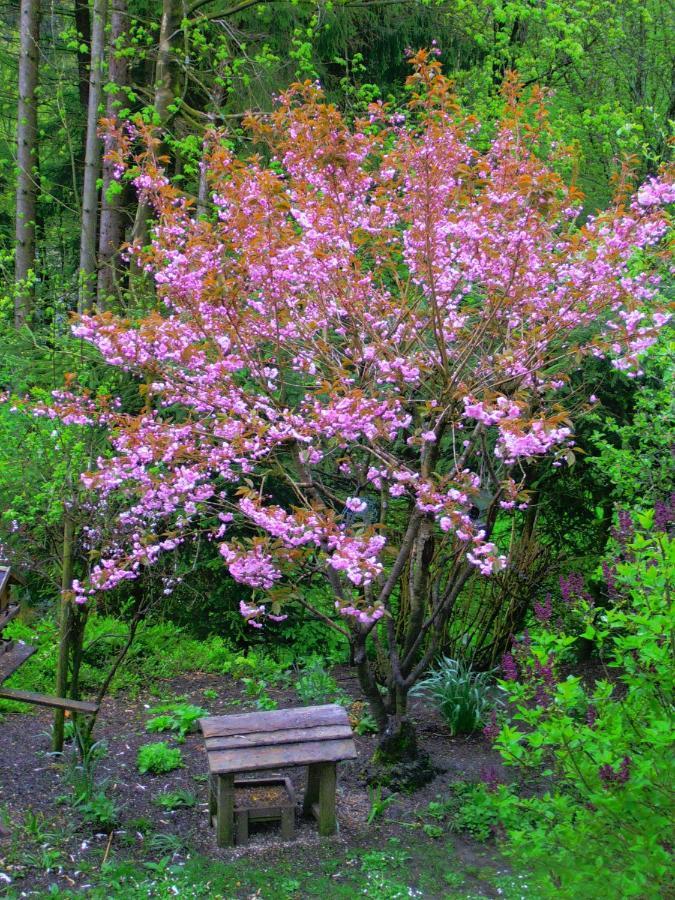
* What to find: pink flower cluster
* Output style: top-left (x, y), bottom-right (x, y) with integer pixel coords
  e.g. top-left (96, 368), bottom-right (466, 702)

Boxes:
top-left (327, 534), bottom-right (387, 587)
top-left (49, 62), bottom-right (672, 633)
top-left (220, 543), bottom-right (282, 589)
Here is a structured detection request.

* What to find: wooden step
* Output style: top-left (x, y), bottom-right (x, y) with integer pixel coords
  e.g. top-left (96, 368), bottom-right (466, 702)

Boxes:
top-left (0, 688), bottom-right (99, 714)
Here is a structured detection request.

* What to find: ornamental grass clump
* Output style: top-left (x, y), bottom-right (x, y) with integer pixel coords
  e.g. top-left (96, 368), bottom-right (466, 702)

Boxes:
top-left (411, 657), bottom-right (494, 736)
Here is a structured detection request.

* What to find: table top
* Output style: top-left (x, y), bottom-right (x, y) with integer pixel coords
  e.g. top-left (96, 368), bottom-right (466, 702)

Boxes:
top-left (200, 704), bottom-right (358, 775)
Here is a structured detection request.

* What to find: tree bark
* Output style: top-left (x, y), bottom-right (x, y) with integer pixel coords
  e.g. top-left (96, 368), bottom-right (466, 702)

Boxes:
top-left (97, 0), bottom-right (129, 307)
top-left (74, 0), bottom-right (91, 109)
top-left (129, 0), bottom-right (174, 275)
top-left (78, 0), bottom-right (108, 312)
top-left (53, 515), bottom-right (75, 753)
top-left (14, 0), bottom-right (40, 327)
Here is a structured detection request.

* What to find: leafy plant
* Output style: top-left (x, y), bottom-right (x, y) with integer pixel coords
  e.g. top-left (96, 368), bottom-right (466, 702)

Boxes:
top-left (146, 702), bottom-right (207, 742)
top-left (444, 782), bottom-right (503, 841)
top-left (147, 832), bottom-right (188, 855)
top-left (295, 658), bottom-right (347, 706)
top-left (486, 508), bottom-right (674, 897)
top-left (366, 784), bottom-right (398, 825)
top-left (355, 710), bottom-right (379, 736)
top-left (137, 742), bottom-right (183, 775)
top-left (411, 657), bottom-right (494, 736)
top-left (153, 789), bottom-right (197, 810)
top-left (62, 740), bottom-right (119, 831)
top-left (255, 693), bottom-right (278, 711)
top-left (75, 791), bottom-right (120, 831)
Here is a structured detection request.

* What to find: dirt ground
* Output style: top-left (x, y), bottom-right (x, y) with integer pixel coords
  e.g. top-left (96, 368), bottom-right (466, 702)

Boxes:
top-left (0, 668), bottom-right (512, 897)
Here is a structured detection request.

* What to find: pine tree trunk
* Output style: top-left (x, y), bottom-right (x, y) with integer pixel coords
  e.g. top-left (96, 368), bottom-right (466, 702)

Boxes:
top-left (78, 0), bottom-right (108, 312)
top-left (14, 0), bottom-right (40, 327)
top-left (97, 0), bottom-right (128, 308)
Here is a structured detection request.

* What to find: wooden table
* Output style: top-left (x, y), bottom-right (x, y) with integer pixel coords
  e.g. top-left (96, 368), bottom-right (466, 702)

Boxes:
top-left (200, 704), bottom-right (357, 847)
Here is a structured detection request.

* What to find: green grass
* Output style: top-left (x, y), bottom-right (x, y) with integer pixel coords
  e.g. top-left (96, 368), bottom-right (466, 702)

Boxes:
top-left (1, 820), bottom-right (512, 899)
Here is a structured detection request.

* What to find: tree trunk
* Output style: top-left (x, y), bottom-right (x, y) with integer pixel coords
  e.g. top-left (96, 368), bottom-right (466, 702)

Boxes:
top-left (97, 0), bottom-right (129, 308)
top-left (129, 0), bottom-right (174, 277)
top-left (74, 0), bottom-right (91, 109)
top-left (53, 515), bottom-right (75, 753)
top-left (14, 0), bottom-right (40, 327)
top-left (78, 0), bottom-right (108, 312)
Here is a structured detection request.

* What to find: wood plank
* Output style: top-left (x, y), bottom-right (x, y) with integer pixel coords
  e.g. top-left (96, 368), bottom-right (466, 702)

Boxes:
top-left (235, 809), bottom-right (248, 844)
top-left (0, 567), bottom-right (11, 596)
top-left (207, 737), bottom-right (357, 775)
top-left (200, 704), bottom-right (348, 739)
top-left (0, 643), bottom-right (35, 685)
top-left (318, 762), bottom-right (337, 836)
top-left (0, 688), bottom-right (99, 714)
top-left (281, 806), bottom-right (295, 840)
top-left (0, 604), bottom-right (20, 632)
top-left (303, 763), bottom-right (321, 817)
top-left (216, 774), bottom-right (235, 847)
top-left (205, 724), bottom-right (353, 752)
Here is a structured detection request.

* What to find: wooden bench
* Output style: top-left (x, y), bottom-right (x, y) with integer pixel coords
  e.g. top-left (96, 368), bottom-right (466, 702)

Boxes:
top-left (0, 640), bottom-right (99, 715)
top-left (200, 704), bottom-right (357, 847)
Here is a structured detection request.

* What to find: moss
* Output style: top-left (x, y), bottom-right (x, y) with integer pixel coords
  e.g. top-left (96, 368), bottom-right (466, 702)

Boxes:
top-left (366, 719), bottom-right (436, 792)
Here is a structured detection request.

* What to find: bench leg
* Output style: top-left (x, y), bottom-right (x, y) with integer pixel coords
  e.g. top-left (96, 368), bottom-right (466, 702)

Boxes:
top-left (281, 806), bottom-right (295, 841)
top-left (303, 763), bottom-right (321, 817)
top-left (318, 762), bottom-right (337, 836)
top-left (216, 774), bottom-right (235, 847)
top-left (208, 774), bottom-right (216, 826)
top-left (236, 810), bottom-right (249, 845)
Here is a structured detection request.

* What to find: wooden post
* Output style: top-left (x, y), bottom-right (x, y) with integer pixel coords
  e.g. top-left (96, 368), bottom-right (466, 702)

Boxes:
top-left (208, 774), bottom-right (216, 825)
top-left (318, 762), bottom-right (337, 836)
top-left (281, 806), bottom-right (295, 841)
top-left (216, 774), bottom-right (235, 847)
top-left (236, 809), bottom-right (248, 845)
top-left (303, 763), bottom-right (321, 816)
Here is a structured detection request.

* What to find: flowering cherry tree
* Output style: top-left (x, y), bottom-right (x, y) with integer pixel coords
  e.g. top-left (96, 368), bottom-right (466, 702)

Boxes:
top-left (56, 52), bottom-right (672, 756)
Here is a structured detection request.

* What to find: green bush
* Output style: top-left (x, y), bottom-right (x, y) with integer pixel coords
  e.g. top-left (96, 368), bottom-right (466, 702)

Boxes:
top-left (410, 657), bottom-right (494, 736)
top-left (484, 510), bottom-right (673, 897)
top-left (137, 742), bottom-right (184, 775)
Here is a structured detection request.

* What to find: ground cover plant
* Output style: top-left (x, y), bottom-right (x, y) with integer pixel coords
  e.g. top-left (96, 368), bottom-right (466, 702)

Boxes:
top-left (137, 742), bottom-right (184, 775)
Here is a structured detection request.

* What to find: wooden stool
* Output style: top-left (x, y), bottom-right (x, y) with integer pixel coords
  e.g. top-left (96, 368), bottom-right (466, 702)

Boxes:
top-left (200, 704), bottom-right (357, 847)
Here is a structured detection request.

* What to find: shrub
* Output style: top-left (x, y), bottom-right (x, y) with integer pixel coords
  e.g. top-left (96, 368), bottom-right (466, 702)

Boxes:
top-left (137, 743), bottom-right (183, 775)
top-left (486, 508), bottom-right (673, 897)
top-left (411, 657), bottom-right (494, 736)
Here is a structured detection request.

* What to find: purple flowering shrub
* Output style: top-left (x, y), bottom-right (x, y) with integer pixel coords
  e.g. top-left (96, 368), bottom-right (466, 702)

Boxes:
top-left (471, 507), bottom-right (673, 897)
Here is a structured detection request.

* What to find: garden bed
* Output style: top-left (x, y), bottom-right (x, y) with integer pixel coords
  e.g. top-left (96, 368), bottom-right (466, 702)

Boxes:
top-left (0, 667), bottom-right (514, 897)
